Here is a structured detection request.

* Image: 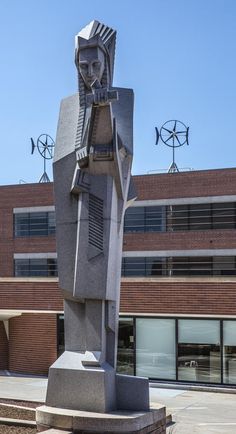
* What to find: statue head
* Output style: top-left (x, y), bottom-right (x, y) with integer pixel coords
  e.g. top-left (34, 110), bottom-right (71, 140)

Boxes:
top-left (75, 21), bottom-right (116, 92)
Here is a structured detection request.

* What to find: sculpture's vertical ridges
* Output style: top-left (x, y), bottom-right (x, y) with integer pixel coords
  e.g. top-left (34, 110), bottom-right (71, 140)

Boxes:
top-left (89, 194), bottom-right (103, 251)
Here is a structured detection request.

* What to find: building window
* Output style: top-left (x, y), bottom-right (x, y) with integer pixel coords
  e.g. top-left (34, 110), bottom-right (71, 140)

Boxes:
top-left (124, 206), bottom-right (165, 233)
top-left (14, 258), bottom-right (57, 277)
top-left (122, 257), bottom-right (166, 277)
top-left (223, 321), bottom-right (236, 384)
top-left (136, 318), bottom-right (176, 380)
top-left (14, 211), bottom-right (56, 237)
top-left (178, 319), bottom-right (221, 383)
top-left (169, 202), bottom-right (236, 232)
top-left (171, 257), bottom-right (212, 276)
top-left (117, 317), bottom-right (134, 375)
top-left (124, 202), bottom-right (236, 233)
top-left (122, 256), bottom-right (236, 277)
top-left (57, 314), bottom-right (65, 357)
top-left (57, 315), bottom-right (236, 385)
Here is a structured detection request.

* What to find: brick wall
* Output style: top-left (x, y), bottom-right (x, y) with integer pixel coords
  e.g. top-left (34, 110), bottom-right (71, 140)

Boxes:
top-left (120, 279), bottom-right (236, 316)
top-left (9, 313), bottom-right (57, 375)
top-left (0, 183), bottom-right (55, 277)
top-left (133, 168), bottom-right (236, 200)
top-left (0, 322), bottom-right (8, 370)
top-left (0, 280), bottom-right (63, 311)
top-left (123, 229), bottom-right (236, 251)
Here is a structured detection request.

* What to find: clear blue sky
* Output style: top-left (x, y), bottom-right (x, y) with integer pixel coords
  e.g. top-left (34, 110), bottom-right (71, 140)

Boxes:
top-left (0, 0), bottom-right (236, 184)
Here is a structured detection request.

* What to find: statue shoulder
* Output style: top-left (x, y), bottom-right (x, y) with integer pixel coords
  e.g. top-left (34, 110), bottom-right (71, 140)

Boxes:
top-left (54, 93), bottom-right (80, 163)
top-left (112, 87), bottom-right (134, 101)
top-left (60, 93), bottom-right (80, 110)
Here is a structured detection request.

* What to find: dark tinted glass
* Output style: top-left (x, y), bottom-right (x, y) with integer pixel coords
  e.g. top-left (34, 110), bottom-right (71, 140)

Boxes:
top-left (14, 258), bottom-right (57, 277)
top-left (14, 211), bottom-right (56, 237)
top-left (117, 318), bottom-right (134, 375)
top-left (169, 205), bottom-right (188, 231)
top-left (212, 203), bottom-right (235, 230)
top-left (124, 207), bottom-right (145, 232)
top-left (189, 204), bottom-right (211, 230)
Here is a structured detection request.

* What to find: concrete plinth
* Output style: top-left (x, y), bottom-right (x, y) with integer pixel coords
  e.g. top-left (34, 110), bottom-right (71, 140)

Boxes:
top-left (36, 404), bottom-right (166, 434)
top-left (46, 351), bottom-right (116, 413)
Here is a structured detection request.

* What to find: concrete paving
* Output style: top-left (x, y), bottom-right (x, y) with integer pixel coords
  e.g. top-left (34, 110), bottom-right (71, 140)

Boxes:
top-left (151, 387), bottom-right (236, 433)
top-left (0, 373), bottom-right (236, 433)
top-left (0, 373), bottom-right (47, 402)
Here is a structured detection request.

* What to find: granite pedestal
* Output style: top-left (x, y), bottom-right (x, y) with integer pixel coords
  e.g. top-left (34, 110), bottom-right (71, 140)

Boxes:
top-left (36, 404), bottom-right (166, 434)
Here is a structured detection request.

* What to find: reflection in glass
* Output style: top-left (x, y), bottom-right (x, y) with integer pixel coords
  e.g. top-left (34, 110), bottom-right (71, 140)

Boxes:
top-left (136, 318), bottom-right (176, 379)
top-left (178, 320), bottom-right (221, 383)
top-left (178, 344), bottom-right (221, 383)
top-left (117, 318), bottom-right (134, 375)
top-left (223, 321), bottom-right (236, 384)
top-left (57, 314), bottom-right (65, 357)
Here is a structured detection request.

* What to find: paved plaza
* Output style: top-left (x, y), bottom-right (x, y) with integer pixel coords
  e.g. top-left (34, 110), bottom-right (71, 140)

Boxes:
top-left (151, 387), bottom-right (236, 433)
top-left (0, 374), bottom-right (235, 433)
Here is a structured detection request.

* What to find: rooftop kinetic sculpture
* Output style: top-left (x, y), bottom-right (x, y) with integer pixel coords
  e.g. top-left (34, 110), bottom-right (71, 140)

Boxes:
top-left (45, 20), bottom-right (149, 413)
top-left (155, 120), bottom-right (189, 172)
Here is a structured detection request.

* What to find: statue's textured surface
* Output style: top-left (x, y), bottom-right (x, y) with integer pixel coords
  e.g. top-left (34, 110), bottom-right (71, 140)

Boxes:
top-left (46, 20), bottom-right (149, 413)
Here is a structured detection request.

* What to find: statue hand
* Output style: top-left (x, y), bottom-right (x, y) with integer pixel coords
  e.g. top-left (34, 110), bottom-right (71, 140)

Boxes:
top-left (93, 88), bottom-right (109, 105)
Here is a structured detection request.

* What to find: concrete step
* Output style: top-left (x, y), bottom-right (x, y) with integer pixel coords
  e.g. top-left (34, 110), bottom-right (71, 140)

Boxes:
top-left (0, 416), bottom-right (36, 427)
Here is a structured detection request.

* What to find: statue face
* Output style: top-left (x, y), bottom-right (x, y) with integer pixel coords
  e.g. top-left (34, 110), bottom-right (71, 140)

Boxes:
top-left (78, 47), bottom-right (105, 89)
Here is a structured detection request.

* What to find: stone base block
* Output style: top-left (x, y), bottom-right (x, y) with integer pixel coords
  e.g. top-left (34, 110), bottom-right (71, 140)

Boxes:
top-left (36, 405), bottom-right (166, 434)
top-left (46, 351), bottom-right (116, 413)
top-left (116, 374), bottom-right (149, 411)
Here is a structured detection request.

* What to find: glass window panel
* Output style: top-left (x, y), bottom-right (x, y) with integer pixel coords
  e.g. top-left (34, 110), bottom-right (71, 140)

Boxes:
top-left (47, 258), bottom-right (58, 276)
top-left (171, 257), bottom-right (189, 276)
top-left (58, 314), bottom-right (65, 356)
top-left (48, 211), bottom-right (56, 234)
top-left (14, 211), bottom-right (56, 237)
top-left (136, 318), bottom-right (176, 380)
top-left (145, 206), bottom-right (165, 232)
top-left (14, 213), bottom-right (29, 237)
top-left (213, 256), bottom-right (236, 276)
top-left (169, 205), bottom-right (189, 231)
top-left (14, 258), bottom-right (57, 277)
top-left (30, 212), bottom-right (48, 236)
top-left (212, 203), bottom-right (235, 230)
top-left (179, 320), bottom-right (220, 344)
top-left (178, 343), bottom-right (221, 383)
top-left (124, 207), bottom-right (145, 233)
top-left (117, 318), bottom-right (134, 375)
top-left (146, 257), bottom-right (166, 276)
top-left (14, 259), bottom-right (30, 277)
top-left (224, 321), bottom-right (236, 346)
top-left (30, 259), bottom-right (47, 276)
top-left (189, 204), bottom-right (211, 230)
top-left (188, 257), bottom-right (212, 276)
top-left (223, 321), bottom-right (236, 384)
top-left (178, 319), bottom-right (221, 383)
top-left (122, 257), bottom-right (145, 277)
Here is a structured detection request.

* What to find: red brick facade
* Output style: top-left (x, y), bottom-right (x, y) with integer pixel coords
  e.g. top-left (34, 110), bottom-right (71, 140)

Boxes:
top-left (9, 314), bottom-right (57, 375)
top-left (133, 168), bottom-right (236, 200)
top-left (120, 278), bottom-right (236, 316)
top-left (0, 169), bottom-right (236, 374)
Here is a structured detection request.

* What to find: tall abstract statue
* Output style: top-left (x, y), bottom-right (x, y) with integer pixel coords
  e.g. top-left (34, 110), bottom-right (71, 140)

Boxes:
top-left (46, 20), bottom-right (149, 413)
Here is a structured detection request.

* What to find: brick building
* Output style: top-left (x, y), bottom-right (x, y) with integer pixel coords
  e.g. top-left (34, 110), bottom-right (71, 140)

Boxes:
top-left (1, 168), bottom-right (236, 385)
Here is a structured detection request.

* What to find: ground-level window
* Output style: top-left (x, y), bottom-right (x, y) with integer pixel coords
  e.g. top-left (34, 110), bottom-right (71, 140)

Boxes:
top-left (117, 317), bottom-right (134, 375)
top-left (178, 319), bottom-right (221, 383)
top-left (223, 321), bottom-right (236, 384)
top-left (136, 318), bottom-right (176, 380)
top-left (57, 315), bottom-right (236, 386)
top-left (57, 314), bottom-right (64, 357)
